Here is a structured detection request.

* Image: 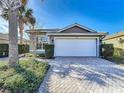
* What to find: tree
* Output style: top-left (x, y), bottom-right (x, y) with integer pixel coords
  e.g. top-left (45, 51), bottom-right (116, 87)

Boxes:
top-left (1, 5), bottom-right (36, 44)
top-left (18, 8), bottom-right (36, 44)
top-left (0, 0), bottom-right (28, 67)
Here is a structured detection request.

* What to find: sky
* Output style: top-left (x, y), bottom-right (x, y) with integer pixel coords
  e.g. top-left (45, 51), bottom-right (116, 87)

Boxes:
top-left (0, 0), bottom-right (124, 35)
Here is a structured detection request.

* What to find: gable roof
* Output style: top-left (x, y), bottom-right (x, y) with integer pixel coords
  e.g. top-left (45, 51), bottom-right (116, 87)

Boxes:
top-left (58, 23), bottom-right (97, 33)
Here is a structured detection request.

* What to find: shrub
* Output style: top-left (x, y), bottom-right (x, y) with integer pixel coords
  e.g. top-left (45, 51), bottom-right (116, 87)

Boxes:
top-left (36, 54), bottom-right (45, 58)
top-left (0, 44), bottom-right (29, 57)
top-left (0, 44), bottom-right (8, 57)
top-left (101, 44), bottom-right (114, 58)
top-left (18, 44), bottom-right (29, 54)
top-left (0, 60), bottom-right (49, 93)
top-left (4, 74), bottom-right (27, 93)
top-left (44, 44), bottom-right (54, 59)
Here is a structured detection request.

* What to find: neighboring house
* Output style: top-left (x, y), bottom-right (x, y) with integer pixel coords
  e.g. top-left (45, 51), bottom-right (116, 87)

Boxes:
top-left (0, 33), bottom-right (8, 44)
top-left (103, 31), bottom-right (124, 57)
top-left (0, 33), bottom-right (29, 44)
top-left (26, 23), bottom-right (106, 57)
top-left (103, 31), bottom-right (124, 49)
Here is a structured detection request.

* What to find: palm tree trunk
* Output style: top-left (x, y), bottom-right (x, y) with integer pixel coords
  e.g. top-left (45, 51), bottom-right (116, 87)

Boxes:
top-left (8, 9), bottom-right (18, 67)
top-left (19, 30), bottom-right (23, 44)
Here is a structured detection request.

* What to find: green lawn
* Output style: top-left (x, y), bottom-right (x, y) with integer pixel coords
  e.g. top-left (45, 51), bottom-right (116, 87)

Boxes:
top-left (0, 59), bottom-right (49, 93)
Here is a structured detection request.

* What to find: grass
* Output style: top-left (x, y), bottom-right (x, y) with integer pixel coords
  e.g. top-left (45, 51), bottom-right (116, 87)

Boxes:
top-left (0, 59), bottom-right (49, 93)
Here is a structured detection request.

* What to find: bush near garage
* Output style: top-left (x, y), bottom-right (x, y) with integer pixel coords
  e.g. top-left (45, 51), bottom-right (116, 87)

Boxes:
top-left (18, 44), bottom-right (29, 54)
top-left (101, 44), bottom-right (114, 58)
top-left (44, 44), bottom-right (54, 59)
top-left (0, 44), bottom-right (29, 57)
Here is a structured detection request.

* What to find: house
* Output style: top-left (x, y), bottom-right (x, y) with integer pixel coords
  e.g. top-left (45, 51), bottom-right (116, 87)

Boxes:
top-left (103, 31), bottom-right (124, 50)
top-left (0, 33), bottom-right (8, 44)
top-left (103, 31), bottom-right (124, 57)
top-left (0, 33), bottom-right (30, 44)
top-left (26, 23), bottom-right (107, 57)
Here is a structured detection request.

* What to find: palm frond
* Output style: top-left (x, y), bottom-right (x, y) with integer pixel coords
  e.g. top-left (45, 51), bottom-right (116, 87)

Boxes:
top-left (28, 16), bottom-right (36, 26)
top-left (25, 9), bottom-right (33, 17)
top-left (0, 0), bottom-right (9, 20)
top-left (1, 8), bottom-right (9, 20)
top-left (19, 6), bottom-right (26, 15)
top-left (1, 13), bottom-right (9, 20)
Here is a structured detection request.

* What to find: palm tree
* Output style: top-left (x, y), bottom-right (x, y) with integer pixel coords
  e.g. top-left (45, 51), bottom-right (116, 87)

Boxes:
top-left (0, 0), bottom-right (28, 67)
top-left (2, 6), bottom-right (35, 44)
top-left (18, 8), bottom-right (36, 44)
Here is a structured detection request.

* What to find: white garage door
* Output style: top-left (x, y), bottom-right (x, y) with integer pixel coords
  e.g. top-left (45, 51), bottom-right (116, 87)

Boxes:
top-left (54, 38), bottom-right (97, 56)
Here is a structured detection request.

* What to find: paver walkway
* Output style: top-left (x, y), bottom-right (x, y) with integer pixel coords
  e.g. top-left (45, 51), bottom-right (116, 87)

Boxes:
top-left (39, 57), bottom-right (124, 93)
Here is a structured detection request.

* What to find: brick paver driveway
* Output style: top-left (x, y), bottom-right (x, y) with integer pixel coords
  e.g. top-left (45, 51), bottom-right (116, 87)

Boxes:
top-left (39, 57), bottom-right (124, 93)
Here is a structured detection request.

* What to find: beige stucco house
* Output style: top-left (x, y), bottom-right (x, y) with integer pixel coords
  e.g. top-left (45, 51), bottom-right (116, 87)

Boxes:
top-left (103, 31), bottom-right (124, 50)
top-left (26, 23), bottom-right (107, 57)
top-left (0, 33), bottom-right (29, 44)
top-left (0, 33), bottom-right (9, 44)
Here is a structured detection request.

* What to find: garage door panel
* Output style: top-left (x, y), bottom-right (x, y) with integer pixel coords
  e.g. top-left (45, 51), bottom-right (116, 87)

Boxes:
top-left (54, 38), bottom-right (96, 56)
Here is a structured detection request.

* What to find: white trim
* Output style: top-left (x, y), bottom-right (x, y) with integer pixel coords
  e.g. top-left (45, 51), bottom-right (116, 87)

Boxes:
top-left (48, 33), bottom-right (107, 36)
top-left (54, 37), bottom-right (100, 57)
top-left (54, 37), bottom-right (99, 40)
top-left (96, 38), bottom-right (100, 57)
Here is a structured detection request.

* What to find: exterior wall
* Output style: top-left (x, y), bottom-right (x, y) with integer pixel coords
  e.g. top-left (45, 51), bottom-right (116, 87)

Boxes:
top-left (0, 39), bottom-right (9, 44)
top-left (61, 26), bottom-right (92, 33)
top-left (0, 33), bottom-right (30, 44)
top-left (29, 34), bottom-right (37, 50)
top-left (103, 35), bottom-right (124, 57)
top-left (103, 36), bottom-right (124, 49)
top-left (0, 33), bottom-right (9, 44)
top-left (0, 38), bottom-right (29, 45)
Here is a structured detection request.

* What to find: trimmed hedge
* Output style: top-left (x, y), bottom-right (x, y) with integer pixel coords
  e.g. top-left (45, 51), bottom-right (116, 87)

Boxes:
top-left (0, 44), bottom-right (29, 57)
top-left (0, 44), bottom-right (8, 57)
top-left (44, 44), bottom-right (54, 59)
top-left (101, 44), bottom-right (114, 58)
top-left (18, 44), bottom-right (29, 54)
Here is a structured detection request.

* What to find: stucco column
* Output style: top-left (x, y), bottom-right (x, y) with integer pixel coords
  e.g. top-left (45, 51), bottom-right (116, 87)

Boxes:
top-left (30, 34), bottom-right (37, 51)
top-left (96, 38), bottom-right (100, 57)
